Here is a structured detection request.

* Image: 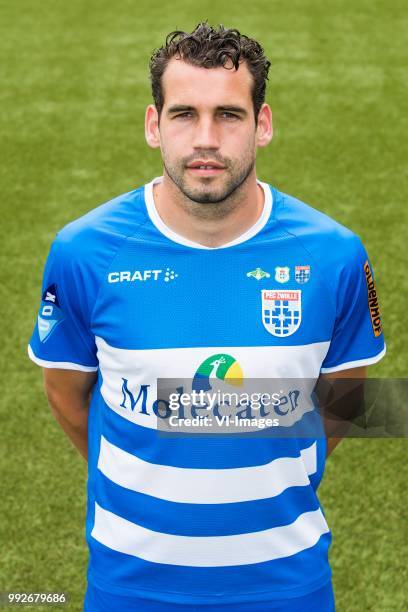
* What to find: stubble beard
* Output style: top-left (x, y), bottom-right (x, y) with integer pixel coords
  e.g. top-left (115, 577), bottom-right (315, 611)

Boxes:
top-left (162, 153), bottom-right (256, 208)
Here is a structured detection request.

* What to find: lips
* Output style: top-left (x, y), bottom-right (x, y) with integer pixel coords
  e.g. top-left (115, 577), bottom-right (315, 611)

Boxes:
top-left (186, 161), bottom-right (226, 177)
top-left (187, 160), bottom-right (225, 170)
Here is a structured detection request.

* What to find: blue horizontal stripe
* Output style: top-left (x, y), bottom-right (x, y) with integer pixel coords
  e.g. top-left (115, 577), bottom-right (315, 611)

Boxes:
top-left (100, 396), bottom-right (325, 469)
top-left (94, 469), bottom-right (321, 537)
top-left (85, 579), bottom-right (335, 610)
top-left (87, 532), bottom-right (332, 601)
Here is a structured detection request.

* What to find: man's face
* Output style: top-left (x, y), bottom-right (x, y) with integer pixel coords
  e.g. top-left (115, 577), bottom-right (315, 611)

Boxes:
top-left (151, 58), bottom-right (263, 204)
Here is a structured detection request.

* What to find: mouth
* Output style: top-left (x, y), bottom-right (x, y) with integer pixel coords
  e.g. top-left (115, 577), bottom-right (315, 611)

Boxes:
top-left (186, 161), bottom-right (226, 176)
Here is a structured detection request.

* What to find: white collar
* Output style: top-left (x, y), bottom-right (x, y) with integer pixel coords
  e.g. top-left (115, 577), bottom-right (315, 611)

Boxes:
top-left (144, 175), bottom-right (273, 250)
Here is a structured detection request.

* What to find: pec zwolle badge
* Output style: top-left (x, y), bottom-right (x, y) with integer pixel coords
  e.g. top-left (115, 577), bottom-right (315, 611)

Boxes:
top-left (262, 289), bottom-right (302, 337)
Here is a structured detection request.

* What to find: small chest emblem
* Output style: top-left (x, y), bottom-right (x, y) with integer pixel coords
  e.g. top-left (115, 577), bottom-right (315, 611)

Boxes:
top-left (274, 266), bottom-right (290, 283)
top-left (295, 265), bottom-right (311, 284)
top-left (262, 289), bottom-right (302, 337)
top-left (246, 267), bottom-right (271, 281)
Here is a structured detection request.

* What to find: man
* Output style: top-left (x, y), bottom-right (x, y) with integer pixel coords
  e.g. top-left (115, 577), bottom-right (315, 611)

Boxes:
top-left (28, 22), bottom-right (385, 611)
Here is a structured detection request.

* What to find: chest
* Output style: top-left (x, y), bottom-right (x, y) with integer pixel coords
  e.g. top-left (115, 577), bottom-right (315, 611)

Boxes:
top-left (93, 246), bottom-right (334, 348)
top-left (91, 245), bottom-right (334, 430)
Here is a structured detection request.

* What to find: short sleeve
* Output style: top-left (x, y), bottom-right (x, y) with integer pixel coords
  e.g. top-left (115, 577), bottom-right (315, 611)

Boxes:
top-left (320, 237), bottom-right (386, 373)
top-left (28, 235), bottom-right (98, 371)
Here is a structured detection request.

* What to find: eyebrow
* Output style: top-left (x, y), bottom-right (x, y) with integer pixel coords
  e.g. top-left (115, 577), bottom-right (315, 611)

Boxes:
top-left (167, 105), bottom-right (248, 116)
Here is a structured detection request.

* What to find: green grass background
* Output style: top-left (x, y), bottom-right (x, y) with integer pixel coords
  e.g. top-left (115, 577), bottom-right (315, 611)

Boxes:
top-left (1, 0), bottom-right (407, 610)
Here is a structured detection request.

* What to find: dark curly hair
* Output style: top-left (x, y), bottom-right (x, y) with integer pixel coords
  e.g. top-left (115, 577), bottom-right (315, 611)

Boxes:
top-left (149, 22), bottom-right (271, 123)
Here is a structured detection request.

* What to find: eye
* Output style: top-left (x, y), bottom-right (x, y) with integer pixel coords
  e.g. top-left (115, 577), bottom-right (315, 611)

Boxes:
top-left (175, 112), bottom-right (193, 119)
top-left (220, 112), bottom-right (239, 120)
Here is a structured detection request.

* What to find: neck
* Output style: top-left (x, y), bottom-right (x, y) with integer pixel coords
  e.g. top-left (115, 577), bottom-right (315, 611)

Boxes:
top-left (152, 170), bottom-right (265, 248)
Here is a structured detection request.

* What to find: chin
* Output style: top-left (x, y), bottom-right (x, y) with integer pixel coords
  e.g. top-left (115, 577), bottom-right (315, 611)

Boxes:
top-left (186, 185), bottom-right (227, 204)
top-left (182, 180), bottom-right (228, 203)
top-left (193, 195), bottom-right (222, 204)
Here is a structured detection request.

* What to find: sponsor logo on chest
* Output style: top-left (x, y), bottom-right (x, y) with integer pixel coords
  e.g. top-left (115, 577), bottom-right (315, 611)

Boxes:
top-left (108, 268), bottom-right (178, 283)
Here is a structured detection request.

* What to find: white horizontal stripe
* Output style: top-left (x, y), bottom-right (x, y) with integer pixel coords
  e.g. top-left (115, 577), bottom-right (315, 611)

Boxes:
top-left (96, 337), bottom-right (330, 379)
top-left (320, 345), bottom-right (386, 373)
top-left (96, 337), bottom-right (330, 429)
top-left (28, 345), bottom-right (98, 372)
top-left (91, 503), bottom-right (330, 566)
top-left (98, 436), bottom-right (316, 503)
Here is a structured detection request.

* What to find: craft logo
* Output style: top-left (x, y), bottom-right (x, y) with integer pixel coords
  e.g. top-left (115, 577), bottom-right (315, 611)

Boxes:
top-left (364, 260), bottom-right (382, 337)
top-left (108, 268), bottom-right (178, 283)
top-left (262, 290), bottom-right (302, 337)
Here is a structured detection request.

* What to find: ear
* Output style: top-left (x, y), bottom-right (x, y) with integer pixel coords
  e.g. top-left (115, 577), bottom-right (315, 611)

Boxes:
top-left (145, 104), bottom-right (161, 148)
top-left (256, 103), bottom-right (273, 148)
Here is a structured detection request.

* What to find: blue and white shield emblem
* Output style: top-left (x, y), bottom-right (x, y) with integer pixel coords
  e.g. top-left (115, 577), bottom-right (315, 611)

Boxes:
top-left (274, 266), bottom-right (290, 283)
top-left (262, 289), bottom-right (302, 337)
top-left (295, 265), bottom-right (310, 284)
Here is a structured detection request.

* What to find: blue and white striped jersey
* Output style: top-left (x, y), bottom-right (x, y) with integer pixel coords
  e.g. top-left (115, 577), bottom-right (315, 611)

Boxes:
top-left (28, 177), bottom-right (385, 605)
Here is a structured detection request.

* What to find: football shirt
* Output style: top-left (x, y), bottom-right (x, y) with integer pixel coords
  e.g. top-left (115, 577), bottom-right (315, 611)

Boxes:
top-left (28, 176), bottom-right (385, 605)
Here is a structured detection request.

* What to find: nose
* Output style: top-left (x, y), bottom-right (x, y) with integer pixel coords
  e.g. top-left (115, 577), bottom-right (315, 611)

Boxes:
top-left (192, 116), bottom-right (220, 150)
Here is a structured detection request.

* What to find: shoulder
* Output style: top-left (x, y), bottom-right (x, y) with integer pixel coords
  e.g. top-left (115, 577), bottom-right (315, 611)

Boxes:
top-left (271, 187), bottom-right (366, 265)
top-left (53, 185), bottom-right (148, 261)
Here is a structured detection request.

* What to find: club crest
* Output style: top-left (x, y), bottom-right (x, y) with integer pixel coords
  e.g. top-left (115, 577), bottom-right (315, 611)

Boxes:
top-left (262, 289), bottom-right (302, 337)
top-left (274, 266), bottom-right (290, 283)
top-left (295, 265), bottom-right (310, 284)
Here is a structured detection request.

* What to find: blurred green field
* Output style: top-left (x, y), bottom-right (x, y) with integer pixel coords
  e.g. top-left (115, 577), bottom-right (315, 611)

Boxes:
top-left (1, 0), bottom-right (407, 610)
